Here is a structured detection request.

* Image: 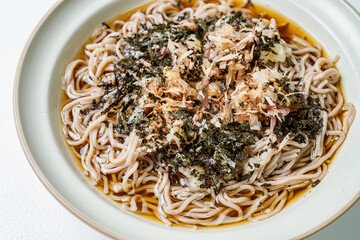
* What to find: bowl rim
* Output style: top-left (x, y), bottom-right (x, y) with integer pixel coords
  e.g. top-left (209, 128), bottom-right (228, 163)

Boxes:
top-left (13, 0), bottom-right (360, 239)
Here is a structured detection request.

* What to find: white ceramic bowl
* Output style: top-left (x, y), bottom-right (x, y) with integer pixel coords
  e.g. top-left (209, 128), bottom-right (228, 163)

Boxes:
top-left (14, 0), bottom-right (360, 239)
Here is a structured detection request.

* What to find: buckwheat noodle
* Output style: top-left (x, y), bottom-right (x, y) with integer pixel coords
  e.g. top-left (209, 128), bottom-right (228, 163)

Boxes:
top-left (61, 0), bottom-right (355, 227)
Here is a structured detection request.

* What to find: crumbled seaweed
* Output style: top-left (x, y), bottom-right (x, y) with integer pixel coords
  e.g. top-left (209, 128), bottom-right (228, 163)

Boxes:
top-left (80, 109), bottom-right (89, 115)
top-left (260, 35), bottom-right (280, 53)
top-left (102, 22), bottom-right (111, 29)
top-left (311, 179), bottom-right (320, 187)
top-left (274, 103), bottom-right (323, 143)
top-left (261, 183), bottom-right (272, 187)
top-left (276, 77), bottom-right (291, 93)
top-left (225, 11), bottom-right (252, 30)
top-left (177, 0), bottom-right (192, 6)
top-left (286, 57), bottom-right (295, 67)
top-left (86, 11), bottom-right (324, 194)
top-left (156, 123), bottom-right (256, 192)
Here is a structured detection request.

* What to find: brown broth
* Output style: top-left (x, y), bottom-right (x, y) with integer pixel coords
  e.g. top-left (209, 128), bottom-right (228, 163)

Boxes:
top-left (60, 0), bottom-right (344, 229)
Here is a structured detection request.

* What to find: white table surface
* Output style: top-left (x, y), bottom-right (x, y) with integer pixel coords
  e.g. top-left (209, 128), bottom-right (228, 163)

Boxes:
top-left (1, 0), bottom-right (359, 239)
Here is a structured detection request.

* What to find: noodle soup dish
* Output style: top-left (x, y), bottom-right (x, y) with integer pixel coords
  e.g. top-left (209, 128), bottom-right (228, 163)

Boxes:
top-left (60, 0), bottom-right (355, 228)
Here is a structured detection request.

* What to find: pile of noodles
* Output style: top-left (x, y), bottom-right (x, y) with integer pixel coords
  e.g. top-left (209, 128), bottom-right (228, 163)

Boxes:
top-left (61, 0), bottom-right (355, 227)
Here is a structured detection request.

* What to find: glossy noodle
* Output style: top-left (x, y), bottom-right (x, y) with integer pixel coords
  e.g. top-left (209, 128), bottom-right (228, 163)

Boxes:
top-left (61, 0), bottom-right (355, 227)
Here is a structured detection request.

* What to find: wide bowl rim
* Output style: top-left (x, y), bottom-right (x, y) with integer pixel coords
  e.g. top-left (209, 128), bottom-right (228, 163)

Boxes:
top-left (13, 0), bottom-right (360, 239)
